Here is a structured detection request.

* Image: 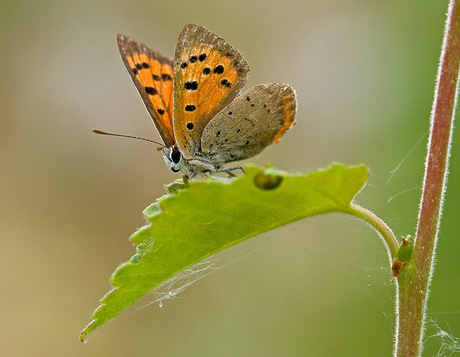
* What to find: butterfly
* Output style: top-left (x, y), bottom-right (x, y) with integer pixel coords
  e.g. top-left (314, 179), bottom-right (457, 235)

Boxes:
top-left (113, 24), bottom-right (297, 179)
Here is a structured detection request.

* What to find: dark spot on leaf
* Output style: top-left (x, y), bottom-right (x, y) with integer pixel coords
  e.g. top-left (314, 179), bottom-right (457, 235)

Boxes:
top-left (254, 172), bottom-right (283, 190)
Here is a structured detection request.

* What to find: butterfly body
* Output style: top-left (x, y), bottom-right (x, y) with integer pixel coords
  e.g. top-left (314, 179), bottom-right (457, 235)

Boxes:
top-left (117, 25), bottom-right (297, 178)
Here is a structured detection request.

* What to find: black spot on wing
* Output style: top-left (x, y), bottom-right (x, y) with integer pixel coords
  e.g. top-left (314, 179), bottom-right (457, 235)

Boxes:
top-left (145, 87), bottom-right (157, 95)
top-left (184, 81), bottom-right (198, 90)
top-left (243, 117), bottom-right (254, 126)
top-left (214, 65), bottom-right (224, 74)
top-left (221, 79), bottom-right (231, 88)
top-left (161, 73), bottom-right (172, 81)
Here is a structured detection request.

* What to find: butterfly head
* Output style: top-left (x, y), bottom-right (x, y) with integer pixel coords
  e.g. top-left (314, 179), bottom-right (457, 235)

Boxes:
top-left (163, 146), bottom-right (220, 178)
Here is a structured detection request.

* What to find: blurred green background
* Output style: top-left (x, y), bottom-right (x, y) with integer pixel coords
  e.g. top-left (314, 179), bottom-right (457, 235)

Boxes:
top-left (1, 0), bottom-right (458, 356)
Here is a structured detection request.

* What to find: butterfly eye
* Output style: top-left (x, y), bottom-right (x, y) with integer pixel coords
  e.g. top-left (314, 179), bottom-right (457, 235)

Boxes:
top-left (170, 147), bottom-right (181, 164)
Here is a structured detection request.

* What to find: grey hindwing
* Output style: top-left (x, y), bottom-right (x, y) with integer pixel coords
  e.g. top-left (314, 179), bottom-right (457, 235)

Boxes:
top-left (200, 83), bottom-right (296, 164)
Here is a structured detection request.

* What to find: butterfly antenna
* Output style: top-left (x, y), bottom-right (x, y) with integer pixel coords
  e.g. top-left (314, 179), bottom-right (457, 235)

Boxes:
top-left (92, 129), bottom-right (166, 148)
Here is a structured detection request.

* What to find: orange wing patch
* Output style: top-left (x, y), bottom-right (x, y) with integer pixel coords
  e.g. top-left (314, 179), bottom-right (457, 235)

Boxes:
top-left (126, 53), bottom-right (174, 140)
top-left (178, 48), bottom-right (241, 128)
top-left (273, 94), bottom-right (297, 144)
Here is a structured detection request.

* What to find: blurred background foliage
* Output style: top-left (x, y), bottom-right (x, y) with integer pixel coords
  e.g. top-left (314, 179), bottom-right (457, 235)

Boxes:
top-left (1, 0), bottom-right (458, 356)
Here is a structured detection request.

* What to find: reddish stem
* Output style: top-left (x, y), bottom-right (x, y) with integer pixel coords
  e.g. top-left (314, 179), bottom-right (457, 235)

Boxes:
top-left (395, 0), bottom-right (460, 355)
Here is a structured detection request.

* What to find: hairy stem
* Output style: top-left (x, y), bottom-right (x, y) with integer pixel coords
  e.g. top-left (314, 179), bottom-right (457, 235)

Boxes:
top-left (346, 204), bottom-right (399, 261)
top-left (395, 0), bottom-right (460, 355)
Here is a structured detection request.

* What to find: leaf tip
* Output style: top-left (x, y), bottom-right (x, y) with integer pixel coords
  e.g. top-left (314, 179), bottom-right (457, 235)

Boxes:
top-left (79, 320), bottom-right (95, 342)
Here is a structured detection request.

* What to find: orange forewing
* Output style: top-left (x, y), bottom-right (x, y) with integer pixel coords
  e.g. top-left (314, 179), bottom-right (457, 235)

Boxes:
top-left (117, 34), bottom-right (175, 147)
top-left (173, 24), bottom-right (250, 159)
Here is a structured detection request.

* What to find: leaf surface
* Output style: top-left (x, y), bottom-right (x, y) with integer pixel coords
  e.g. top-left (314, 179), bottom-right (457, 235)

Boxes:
top-left (81, 163), bottom-right (369, 340)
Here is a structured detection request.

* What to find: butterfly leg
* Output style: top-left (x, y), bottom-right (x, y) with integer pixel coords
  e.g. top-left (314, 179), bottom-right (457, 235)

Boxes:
top-left (217, 166), bottom-right (246, 175)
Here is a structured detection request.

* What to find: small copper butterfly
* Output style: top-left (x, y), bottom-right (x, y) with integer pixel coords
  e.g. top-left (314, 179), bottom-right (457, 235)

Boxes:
top-left (111, 24), bottom-right (297, 178)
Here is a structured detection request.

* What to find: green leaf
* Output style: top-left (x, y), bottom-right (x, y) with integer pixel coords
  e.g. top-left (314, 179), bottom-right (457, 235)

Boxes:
top-left (80, 163), bottom-right (369, 341)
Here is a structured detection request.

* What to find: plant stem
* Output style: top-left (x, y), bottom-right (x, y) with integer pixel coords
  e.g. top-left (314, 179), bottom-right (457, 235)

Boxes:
top-left (395, 0), bottom-right (460, 355)
top-left (346, 204), bottom-right (399, 261)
